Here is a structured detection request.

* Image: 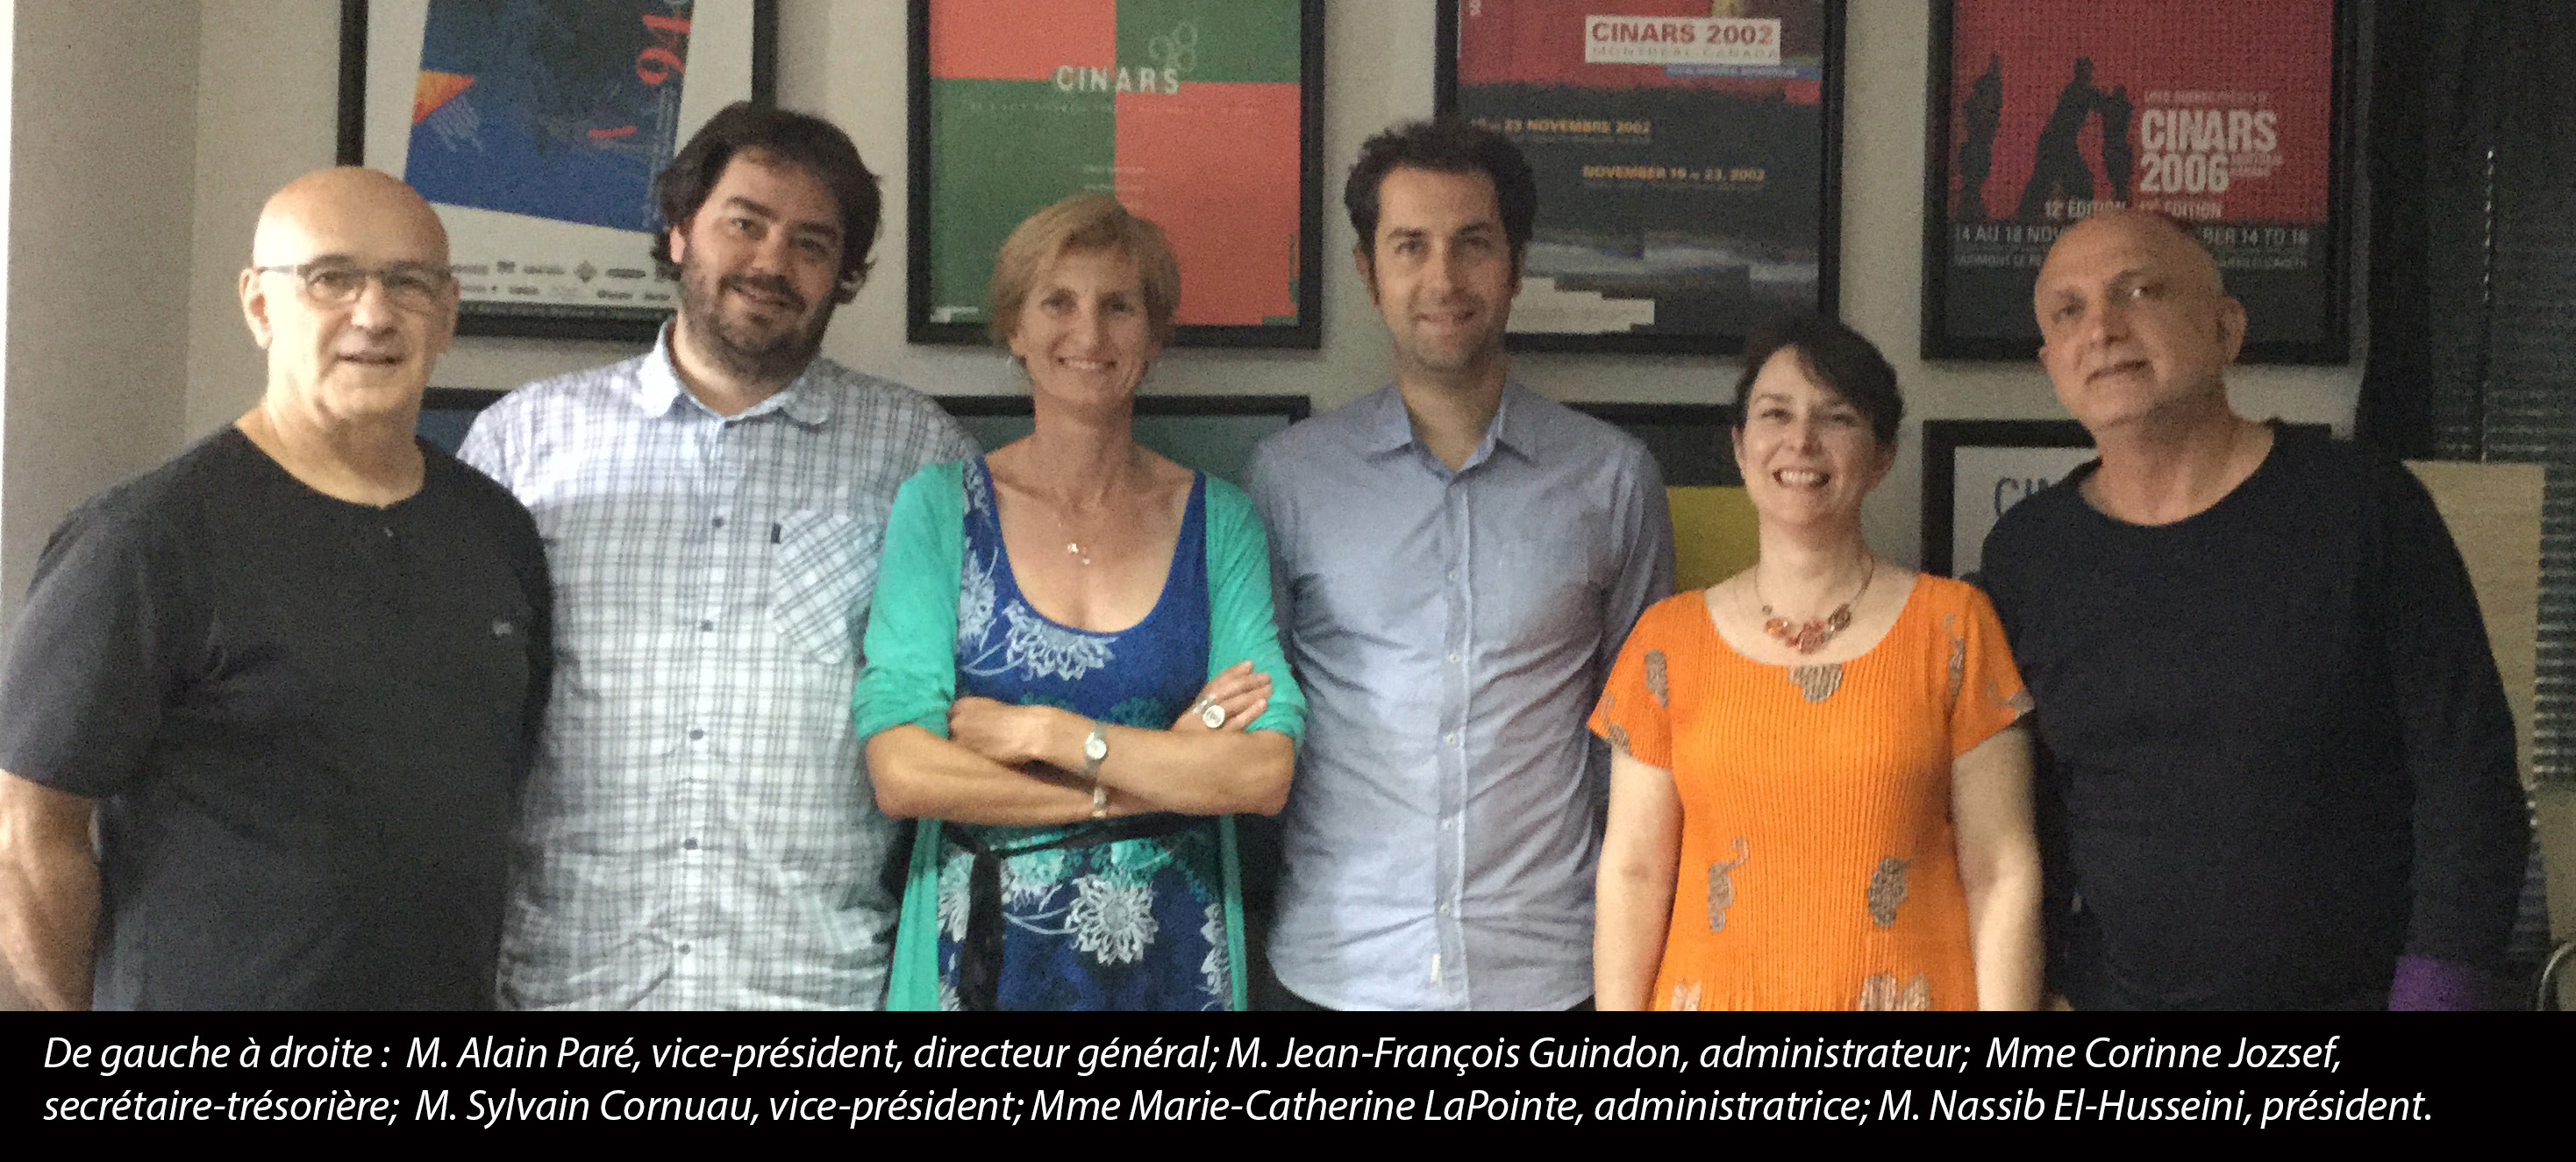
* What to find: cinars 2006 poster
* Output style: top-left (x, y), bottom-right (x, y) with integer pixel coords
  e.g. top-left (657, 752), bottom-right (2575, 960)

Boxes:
top-left (1931, 0), bottom-right (2343, 360)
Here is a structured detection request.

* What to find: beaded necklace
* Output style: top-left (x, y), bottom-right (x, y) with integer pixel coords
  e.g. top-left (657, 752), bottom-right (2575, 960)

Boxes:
top-left (1756, 556), bottom-right (1875, 655)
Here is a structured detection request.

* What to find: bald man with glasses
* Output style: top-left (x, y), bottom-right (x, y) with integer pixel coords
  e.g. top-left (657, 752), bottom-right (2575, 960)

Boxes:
top-left (0, 167), bottom-right (551, 1009)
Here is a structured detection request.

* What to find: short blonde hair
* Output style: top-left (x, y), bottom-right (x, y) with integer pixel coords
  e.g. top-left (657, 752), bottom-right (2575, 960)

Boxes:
top-left (987, 193), bottom-right (1181, 347)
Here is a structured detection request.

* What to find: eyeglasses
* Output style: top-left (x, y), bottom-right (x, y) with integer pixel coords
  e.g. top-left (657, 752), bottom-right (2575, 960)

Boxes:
top-left (253, 261), bottom-right (454, 312)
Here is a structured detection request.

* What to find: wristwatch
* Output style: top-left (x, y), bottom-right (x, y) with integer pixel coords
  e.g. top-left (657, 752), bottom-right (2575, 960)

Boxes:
top-left (1081, 721), bottom-right (1110, 818)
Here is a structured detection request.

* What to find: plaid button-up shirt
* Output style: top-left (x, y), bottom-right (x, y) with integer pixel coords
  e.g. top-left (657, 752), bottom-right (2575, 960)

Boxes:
top-left (460, 334), bottom-right (976, 1009)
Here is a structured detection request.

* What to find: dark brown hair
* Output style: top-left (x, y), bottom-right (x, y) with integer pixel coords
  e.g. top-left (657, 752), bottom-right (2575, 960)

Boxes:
top-left (1733, 312), bottom-right (1904, 446)
top-left (651, 103), bottom-right (881, 302)
top-left (1344, 118), bottom-right (1537, 267)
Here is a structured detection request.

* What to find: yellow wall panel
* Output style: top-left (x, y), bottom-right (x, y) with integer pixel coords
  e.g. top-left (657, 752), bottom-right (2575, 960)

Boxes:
top-left (1667, 487), bottom-right (1759, 593)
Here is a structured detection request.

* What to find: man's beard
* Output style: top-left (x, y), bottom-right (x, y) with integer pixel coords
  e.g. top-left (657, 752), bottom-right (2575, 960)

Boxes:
top-left (676, 260), bottom-right (835, 384)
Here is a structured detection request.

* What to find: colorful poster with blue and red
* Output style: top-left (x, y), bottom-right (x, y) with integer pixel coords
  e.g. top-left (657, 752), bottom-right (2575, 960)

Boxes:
top-left (405, 0), bottom-right (691, 234)
top-left (1926, 0), bottom-right (2349, 361)
top-left (356, 1), bottom-right (763, 336)
top-left (913, 0), bottom-right (1320, 346)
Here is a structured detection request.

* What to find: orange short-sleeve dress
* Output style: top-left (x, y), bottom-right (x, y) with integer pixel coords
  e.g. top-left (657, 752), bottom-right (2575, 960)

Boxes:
top-left (1588, 574), bottom-right (2030, 1011)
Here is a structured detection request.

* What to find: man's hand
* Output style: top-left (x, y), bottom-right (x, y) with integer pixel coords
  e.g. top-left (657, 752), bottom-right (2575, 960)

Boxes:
top-left (0, 773), bottom-right (99, 1010)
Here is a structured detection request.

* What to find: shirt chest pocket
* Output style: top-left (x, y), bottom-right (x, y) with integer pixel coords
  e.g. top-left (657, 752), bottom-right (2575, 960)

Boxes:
top-left (769, 509), bottom-right (878, 667)
top-left (1487, 520), bottom-right (1607, 643)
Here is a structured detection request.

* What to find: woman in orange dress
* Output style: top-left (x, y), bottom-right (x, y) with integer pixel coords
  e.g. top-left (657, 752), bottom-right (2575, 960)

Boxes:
top-left (1591, 313), bottom-right (2042, 1010)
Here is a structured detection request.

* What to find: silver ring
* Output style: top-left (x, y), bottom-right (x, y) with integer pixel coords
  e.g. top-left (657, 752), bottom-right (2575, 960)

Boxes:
top-left (1199, 702), bottom-right (1227, 729)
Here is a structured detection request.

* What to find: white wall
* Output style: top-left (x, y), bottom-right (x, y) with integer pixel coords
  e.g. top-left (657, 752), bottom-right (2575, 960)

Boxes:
top-left (3, 0), bottom-right (198, 617)
top-left (167, 0), bottom-right (2365, 569)
top-left (181, 2), bottom-right (344, 438)
top-left (0, 0), bottom-right (13, 630)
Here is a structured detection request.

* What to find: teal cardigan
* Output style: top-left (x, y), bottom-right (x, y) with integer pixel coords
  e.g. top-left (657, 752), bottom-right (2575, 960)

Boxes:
top-left (852, 460), bottom-right (1306, 1010)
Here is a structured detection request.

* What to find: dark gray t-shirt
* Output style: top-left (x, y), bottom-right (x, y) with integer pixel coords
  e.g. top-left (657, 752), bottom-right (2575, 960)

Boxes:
top-left (0, 427), bottom-right (550, 1009)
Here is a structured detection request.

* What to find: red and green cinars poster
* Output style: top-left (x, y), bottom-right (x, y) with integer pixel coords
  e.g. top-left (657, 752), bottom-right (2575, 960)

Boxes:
top-left (918, 0), bottom-right (1312, 342)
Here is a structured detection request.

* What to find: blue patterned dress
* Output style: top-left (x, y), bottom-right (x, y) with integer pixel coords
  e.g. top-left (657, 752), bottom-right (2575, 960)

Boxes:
top-left (931, 459), bottom-right (1228, 1010)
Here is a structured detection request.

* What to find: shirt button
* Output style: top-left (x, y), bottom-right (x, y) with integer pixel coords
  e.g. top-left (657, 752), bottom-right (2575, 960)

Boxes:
top-left (1445, 569), bottom-right (1459, 582)
top-left (678, 943), bottom-right (693, 955)
top-left (1446, 652), bottom-right (1461, 664)
top-left (711, 516), bottom-right (726, 529)
top-left (689, 728), bottom-right (706, 741)
top-left (1444, 733), bottom-right (1458, 747)
top-left (1439, 819), bottom-right (1454, 832)
top-left (682, 838), bottom-right (699, 851)
top-left (1437, 902), bottom-right (1452, 916)
top-left (698, 620), bottom-right (714, 631)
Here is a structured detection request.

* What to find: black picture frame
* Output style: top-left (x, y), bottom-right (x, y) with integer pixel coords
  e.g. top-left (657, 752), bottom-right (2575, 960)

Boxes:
top-left (906, 1), bottom-right (1325, 349)
top-left (1434, 1), bottom-right (1845, 356)
top-left (934, 395), bottom-right (1310, 483)
top-left (1920, 419), bottom-right (2095, 578)
top-left (1566, 403), bottom-right (1740, 487)
top-left (415, 386), bottom-right (505, 453)
top-left (1921, 0), bottom-right (2356, 363)
top-left (1922, 418), bottom-right (2333, 577)
top-left (338, 0), bottom-right (779, 343)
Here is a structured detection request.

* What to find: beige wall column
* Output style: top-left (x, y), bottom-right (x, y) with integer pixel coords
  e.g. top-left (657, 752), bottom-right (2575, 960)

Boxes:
top-left (3, 0), bottom-right (200, 622)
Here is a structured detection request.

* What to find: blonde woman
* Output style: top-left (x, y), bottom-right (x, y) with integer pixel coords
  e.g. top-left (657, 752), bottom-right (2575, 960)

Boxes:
top-left (855, 195), bottom-right (1302, 1010)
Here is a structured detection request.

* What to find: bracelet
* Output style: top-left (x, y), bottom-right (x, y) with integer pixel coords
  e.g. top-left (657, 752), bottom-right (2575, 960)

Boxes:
top-left (1081, 721), bottom-right (1110, 819)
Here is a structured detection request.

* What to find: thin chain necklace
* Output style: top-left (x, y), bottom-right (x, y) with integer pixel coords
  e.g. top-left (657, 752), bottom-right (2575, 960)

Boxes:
top-left (1045, 458), bottom-right (1143, 567)
top-left (1059, 523), bottom-right (1093, 565)
top-left (1053, 504), bottom-right (1102, 566)
top-left (1756, 555), bottom-right (1875, 655)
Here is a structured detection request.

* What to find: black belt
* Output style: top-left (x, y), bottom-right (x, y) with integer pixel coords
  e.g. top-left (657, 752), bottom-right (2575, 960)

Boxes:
top-left (944, 814), bottom-right (1204, 1012)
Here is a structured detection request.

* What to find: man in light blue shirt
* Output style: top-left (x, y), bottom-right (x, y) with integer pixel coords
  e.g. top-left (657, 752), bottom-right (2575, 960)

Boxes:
top-left (460, 104), bottom-right (975, 1009)
top-left (1247, 119), bottom-right (1673, 1009)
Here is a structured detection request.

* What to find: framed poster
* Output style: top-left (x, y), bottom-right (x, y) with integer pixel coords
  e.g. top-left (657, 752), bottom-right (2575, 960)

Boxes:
top-left (1920, 420), bottom-right (2098, 579)
top-left (934, 395), bottom-right (1310, 483)
top-left (339, 0), bottom-right (777, 342)
top-left (1922, 0), bottom-right (2355, 363)
top-left (1570, 403), bottom-right (1752, 589)
top-left (1436, 1), bottom-right (1845, 355)
top-left (1566, 403), bottom-right (1739, 486)
top-left (1923, 418), bottom-right (2333, 577)
top-left (909, 0), bottom-right (1324, 349)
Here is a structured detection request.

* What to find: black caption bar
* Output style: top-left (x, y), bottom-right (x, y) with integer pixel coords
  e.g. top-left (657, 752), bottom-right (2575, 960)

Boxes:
top-left (18, 1016), bottom-right (2545, 1137)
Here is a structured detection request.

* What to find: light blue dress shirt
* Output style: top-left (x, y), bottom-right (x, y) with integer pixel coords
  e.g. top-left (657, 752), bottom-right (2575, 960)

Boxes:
top-left (1247, 384), bottom-right (1673, 1009)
